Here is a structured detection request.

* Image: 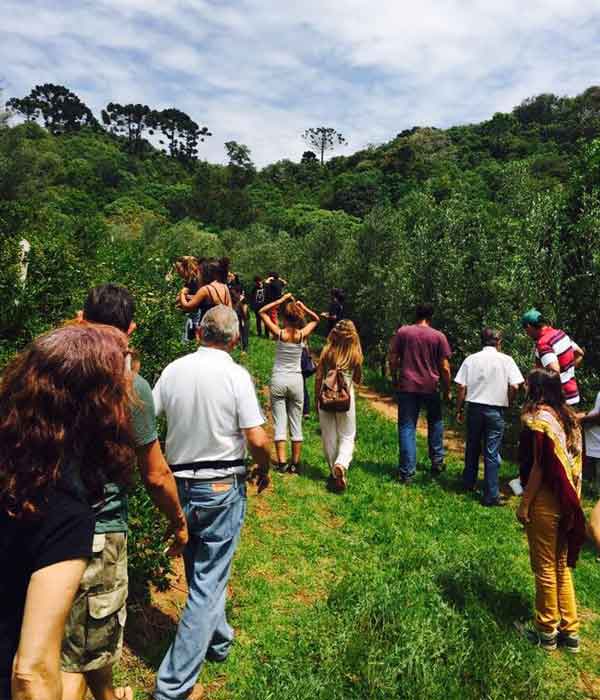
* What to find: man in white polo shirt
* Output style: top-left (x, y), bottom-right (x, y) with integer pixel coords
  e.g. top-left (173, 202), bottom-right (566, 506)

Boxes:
top-left (455, 328), bottom-right (524, 506)
top-left (152, 305), bottom-right (271, 700)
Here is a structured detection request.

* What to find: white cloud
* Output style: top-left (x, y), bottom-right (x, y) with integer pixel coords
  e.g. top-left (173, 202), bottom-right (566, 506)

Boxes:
top-left (1, 0), bottom-right (600, 165)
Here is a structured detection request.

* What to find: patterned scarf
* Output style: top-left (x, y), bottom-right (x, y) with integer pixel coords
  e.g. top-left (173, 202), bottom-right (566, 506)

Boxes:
top-left (519, 407), bottom-right (584, 567)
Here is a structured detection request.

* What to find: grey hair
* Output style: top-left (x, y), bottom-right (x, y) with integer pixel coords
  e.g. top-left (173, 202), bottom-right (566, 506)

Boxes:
top-left (199, 305), bottom-right (240, 347)
top-left (481, 327), bottom-right (502, 347)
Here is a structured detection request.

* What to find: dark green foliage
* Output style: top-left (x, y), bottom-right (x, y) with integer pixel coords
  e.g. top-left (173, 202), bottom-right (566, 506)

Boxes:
top-left (101, 102), bottom-right (155, 155)
top-left (151, 108), bottom-right (211, 162)
top-left (9, 83), bottom-right (97, 134)
top-left (5, 83), bottom-right (600, 595)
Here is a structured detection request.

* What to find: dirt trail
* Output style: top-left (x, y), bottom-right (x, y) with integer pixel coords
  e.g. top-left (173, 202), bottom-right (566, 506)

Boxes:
top-left (357, 384), bottom-right (465, 457)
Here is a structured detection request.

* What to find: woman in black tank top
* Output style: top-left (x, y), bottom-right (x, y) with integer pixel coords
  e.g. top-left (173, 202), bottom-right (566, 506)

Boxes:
top-left (179, 258), bottom-right (233, 324)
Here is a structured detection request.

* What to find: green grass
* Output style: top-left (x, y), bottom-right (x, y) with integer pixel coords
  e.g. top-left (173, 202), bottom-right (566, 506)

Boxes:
top-left (125, 333), bottom-right (600, 699)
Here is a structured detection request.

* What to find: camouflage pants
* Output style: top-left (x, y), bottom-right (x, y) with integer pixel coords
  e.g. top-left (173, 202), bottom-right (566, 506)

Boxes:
top-left (61, 532), bottom-right (128, 672)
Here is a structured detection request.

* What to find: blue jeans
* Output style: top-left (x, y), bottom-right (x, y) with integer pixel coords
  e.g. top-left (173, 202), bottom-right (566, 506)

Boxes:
top-left (154, 477), bottom-right (247, 700)
top-left (397, 392), bottom-right (444, 478)
top-left (463, 403), bottom-right (504, 503)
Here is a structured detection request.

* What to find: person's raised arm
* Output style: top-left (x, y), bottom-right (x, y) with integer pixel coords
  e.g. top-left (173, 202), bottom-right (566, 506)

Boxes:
top-left (179, 285), bottom-right (209, 311)
top-left (244, 425), bottom-right (271, 494)
top-left (259, 292), bottom-right (293, 338)
top-left (13, 559), bottom-right (87, 700)
top-left (136, 440), bottom-right (188, 556)
top-left (296, 301), bottom-right (320, 337)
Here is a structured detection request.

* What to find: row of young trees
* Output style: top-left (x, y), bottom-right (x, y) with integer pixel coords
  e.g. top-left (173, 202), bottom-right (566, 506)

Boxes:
top-left (6, 83), bottom-right (349, 165)
top-left (3, 85), bottom-right (600, 587)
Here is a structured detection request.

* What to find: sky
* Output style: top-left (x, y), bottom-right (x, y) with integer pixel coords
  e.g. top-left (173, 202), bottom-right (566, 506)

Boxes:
top-left (2, 0), bottom-right (600, 166)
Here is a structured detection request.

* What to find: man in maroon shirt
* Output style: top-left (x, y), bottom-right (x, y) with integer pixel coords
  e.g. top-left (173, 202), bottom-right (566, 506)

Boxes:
top-left (388, 303), bottom-right (452, 483)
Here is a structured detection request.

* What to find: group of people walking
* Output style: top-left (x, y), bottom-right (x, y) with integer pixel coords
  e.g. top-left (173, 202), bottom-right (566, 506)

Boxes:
top-left (0, 258), bottom-right (597, 700)
top-left (388, 302), bottom-right (593, 654)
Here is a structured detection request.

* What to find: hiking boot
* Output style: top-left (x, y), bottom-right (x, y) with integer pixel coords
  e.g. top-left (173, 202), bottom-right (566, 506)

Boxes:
top-left (431, 463), bottom-right (446, 476)
top-left (396, 473), bottom-right (413, 485)
top-left (514, 622), bottom-right (557, 651)
top-left (557, 631), bottom-right (580, 654)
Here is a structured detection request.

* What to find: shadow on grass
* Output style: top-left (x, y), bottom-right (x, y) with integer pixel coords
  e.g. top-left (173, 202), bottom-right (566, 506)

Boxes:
top-left (298, 460), bottom-right (329, 483)
top-left (438, 570), bottom-right (531, 625)
top-left (356, 460), bottom-right (400, 479)
top-left (125, 596), bottom-right (178, 670)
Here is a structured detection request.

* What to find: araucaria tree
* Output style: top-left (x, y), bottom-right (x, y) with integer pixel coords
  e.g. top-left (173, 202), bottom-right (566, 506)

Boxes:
top-left (301, 127), bottom-right (347, 164)
top-left (9, 84), bottom-right (96, 134)
top-left (151, 108), bottom-right (211, 162)
top-left (101, 103), bottom-right (155, 155)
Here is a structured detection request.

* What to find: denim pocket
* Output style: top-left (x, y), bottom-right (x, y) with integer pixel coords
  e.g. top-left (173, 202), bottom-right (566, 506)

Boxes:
top-left (188, 484), bottom-right (243, 543)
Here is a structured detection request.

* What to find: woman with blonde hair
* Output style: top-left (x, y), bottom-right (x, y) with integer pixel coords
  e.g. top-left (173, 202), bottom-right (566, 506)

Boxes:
top-left (315, 319), bottom-right (363, 492)
top-left (260, 292), bottom-right (320, 472)
top-left (517, 368), bottom-right (584, 653)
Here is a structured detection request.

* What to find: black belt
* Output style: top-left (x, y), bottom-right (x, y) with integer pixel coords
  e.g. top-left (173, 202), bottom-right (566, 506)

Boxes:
top-left (170, 459), bottom-right (246, 473)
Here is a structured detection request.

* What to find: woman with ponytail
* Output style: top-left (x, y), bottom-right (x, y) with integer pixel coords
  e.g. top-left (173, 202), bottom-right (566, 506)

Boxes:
top-left (315, 320), bottom-right (363, 492)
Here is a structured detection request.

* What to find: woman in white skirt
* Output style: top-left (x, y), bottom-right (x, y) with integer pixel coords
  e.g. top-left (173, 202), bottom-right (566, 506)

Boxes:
top-left (260, 292), bottom-right (320, 472)
top-left (315, 320), bottom-right (364, 492)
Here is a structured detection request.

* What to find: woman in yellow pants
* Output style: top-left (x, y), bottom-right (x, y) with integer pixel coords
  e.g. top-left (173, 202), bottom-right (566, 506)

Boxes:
top-left (517, 369), bottom-right (584, 653)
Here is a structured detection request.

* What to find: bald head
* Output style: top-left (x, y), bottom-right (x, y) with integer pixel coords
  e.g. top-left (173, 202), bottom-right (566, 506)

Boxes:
top-left (198, 305), bottom-right (240, 350)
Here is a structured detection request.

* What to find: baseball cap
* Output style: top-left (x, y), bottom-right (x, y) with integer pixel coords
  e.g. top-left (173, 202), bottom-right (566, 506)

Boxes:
top-left (521, 308), bottom-right (543, 327)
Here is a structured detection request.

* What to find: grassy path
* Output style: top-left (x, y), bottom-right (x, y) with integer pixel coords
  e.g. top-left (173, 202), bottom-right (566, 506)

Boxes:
top-left (125, 334), bottom-right (600, 699)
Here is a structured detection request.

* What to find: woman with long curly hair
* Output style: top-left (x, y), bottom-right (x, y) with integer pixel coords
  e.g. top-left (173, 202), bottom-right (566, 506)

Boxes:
top-left (517, 368), bottom-right (584, 653)
top-left (315, 320), bottom-right (363, 492)
top-left (260, 292), bottom-right (320, 472)
top-left (0, 323), bottom-right (136, 700)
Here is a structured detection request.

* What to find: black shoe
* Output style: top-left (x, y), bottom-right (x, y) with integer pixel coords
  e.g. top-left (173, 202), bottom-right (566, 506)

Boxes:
top-left (482, 496), bottom-right (507, 507)
top-left (276, 461), bottom-right (288, 473)
top-left (396, 473), bottom-right (413, 485)
top-left (557, 631), bottom-right (580, 654)
top-left (431, 463), bottom-right (446, 476)
top-left (287, 462), bottom-right (300, 474)
top-left (515, 622), bottom-right (557, 651)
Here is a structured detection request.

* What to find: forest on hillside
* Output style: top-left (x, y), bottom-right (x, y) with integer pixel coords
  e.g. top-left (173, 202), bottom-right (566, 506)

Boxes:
top-left (3, 83), bottom-right (600, 394)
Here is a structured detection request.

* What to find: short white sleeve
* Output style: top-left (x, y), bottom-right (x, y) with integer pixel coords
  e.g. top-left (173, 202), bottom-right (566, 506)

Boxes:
top-left (454, 358), bottom-right (469, 386)
top-left (540, 352), bottom-right (558, 368)
top-left (507, 358), bottom-right (525, 387)
top-left (152, 373), bottom-right (165, 416)
top-left (234, 369), bottom-right (265, 429)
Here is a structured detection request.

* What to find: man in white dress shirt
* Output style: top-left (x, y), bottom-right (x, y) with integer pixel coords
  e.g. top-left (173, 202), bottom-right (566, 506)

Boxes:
top-left (454, 328), bottom-right (524, 506)
top-left (152, 305), bottom-right (271, 700)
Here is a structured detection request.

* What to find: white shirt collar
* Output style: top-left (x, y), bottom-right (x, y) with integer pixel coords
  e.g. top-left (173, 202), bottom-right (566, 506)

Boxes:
top-left (196, 345), bottom-right (233, 362)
